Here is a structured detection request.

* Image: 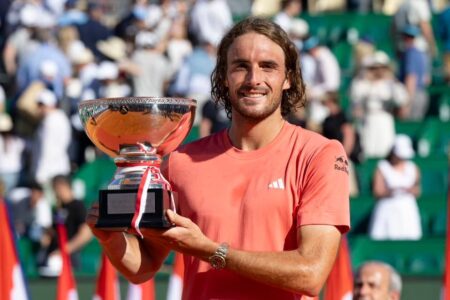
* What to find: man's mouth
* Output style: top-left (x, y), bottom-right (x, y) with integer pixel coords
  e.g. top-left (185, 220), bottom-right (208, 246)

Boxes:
top-left (239, 88), bottom-right (268, 98)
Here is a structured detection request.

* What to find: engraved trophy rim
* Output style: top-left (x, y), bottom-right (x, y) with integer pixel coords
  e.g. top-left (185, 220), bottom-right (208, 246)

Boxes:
top-left (78, 96), bottom-right (197, 109)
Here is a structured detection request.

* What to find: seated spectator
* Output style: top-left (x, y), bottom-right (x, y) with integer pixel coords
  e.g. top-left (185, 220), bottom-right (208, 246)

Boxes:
top-left (369, 135), bottom-right (422, 240)
top-left (353, 261), bottom-right (402, 300)
top-left (30, 89), bottom-right (71, 186)
top-left (350, 51), bottom-right (409, 159)
top-left (7, 181), bottom-right (52, 259)
top-left (321, 92), bottom-right (361, 197)
top-left (0, 113), bottom-right (25, 194)
top-left (398, 25), bottom-right (430, 120)
top-left (273, 0), bottom-right (303, 33)
top-left (438, 4), bottom-right (450, 83)
top-left (302, 36), bottom-right (341, 131)
top-left (38, 175), bottom-right (92, 277)
top-left (199, 99), bottom-right (230, 138)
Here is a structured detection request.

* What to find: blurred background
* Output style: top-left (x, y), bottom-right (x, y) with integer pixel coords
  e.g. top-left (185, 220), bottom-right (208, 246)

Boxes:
top-left (0, 0), bottom-right (449, 299)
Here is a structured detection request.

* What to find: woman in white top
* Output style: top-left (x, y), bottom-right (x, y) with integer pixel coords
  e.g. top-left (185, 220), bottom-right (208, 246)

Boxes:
top-left (369, 134), bottom-right (422, 240)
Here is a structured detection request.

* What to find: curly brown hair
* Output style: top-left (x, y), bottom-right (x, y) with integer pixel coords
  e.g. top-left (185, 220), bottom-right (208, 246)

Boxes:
top-left (211, 17), bottom-right (306, 119)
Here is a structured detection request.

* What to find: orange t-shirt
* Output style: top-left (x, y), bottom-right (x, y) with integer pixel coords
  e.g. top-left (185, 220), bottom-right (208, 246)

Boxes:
top-left (166, 122), bottom-right (350, 300)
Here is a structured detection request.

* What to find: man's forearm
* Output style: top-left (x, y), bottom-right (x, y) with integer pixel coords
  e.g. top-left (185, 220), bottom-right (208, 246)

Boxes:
top-left (212, 226), bottom-right (341, 296)
top-left (100, 232), bottom-right (170, 283)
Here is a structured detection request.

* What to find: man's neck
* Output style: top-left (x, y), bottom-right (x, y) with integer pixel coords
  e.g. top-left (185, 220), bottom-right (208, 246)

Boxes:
top-left (228, 113), bottom-right (285, 151)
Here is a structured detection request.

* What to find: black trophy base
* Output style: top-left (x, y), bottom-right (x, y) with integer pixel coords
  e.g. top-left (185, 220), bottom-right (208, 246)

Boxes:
top-left (96, 188), bottom-right (172, 229)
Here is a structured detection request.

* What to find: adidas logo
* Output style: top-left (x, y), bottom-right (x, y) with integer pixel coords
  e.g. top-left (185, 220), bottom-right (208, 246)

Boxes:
top-left (268, 178), bottom-right (285, 190)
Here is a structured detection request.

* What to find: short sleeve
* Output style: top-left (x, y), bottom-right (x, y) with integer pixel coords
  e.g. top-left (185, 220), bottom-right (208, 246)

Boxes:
top-left (297, 140), bottom-right (350, 233)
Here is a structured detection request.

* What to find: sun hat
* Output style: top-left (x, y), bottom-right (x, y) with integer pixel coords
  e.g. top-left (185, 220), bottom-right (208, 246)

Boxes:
top-left (37, 89), bottom-right (58, 107)
top-left (392, 134), bottom-right (415, 159)
top-left (97, 37), bottom-right (127, 61)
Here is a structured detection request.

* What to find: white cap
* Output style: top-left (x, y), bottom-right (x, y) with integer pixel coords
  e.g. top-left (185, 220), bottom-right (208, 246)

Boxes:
top-left (289, 19), bottom-right (309, 38)
top-left (97, 61), bottom-right (119, 80)
top-left (37, 89), bottom-right (58, 107)
top-left (40, 60), bottom-right (59, 78)
top-left (393, 134), bottom-right (415, 159)
top-left (362, 51), bottom-right (390, 68)
top-left (67, 40), bottom-right (94, 65)
top-left (20, 4), bottom-right (40, 27)
top-left (0, 113), bottom-right (13, 132)
top-left (135, 31), bottom-right (159, 48)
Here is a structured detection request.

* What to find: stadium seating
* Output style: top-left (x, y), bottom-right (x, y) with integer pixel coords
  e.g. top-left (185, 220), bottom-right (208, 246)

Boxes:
top-left (350, 236), bottom-right (445, 276)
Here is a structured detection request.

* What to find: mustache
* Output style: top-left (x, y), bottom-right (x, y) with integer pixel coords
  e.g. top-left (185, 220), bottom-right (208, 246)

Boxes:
top-left (238, 86), bottom-right (269, 94)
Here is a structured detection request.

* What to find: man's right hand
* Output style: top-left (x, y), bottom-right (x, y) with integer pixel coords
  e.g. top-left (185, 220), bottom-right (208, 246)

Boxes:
top-left (85, 202), bottom-right (125, 243)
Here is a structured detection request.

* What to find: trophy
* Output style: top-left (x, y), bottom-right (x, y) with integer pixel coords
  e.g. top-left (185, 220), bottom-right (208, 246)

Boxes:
top-left (79, 97), bottom-right (196, 234)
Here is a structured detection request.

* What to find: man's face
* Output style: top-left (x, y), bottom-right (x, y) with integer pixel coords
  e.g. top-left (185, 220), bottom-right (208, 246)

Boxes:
top-left (353, 264), bottom-right (398, 300)
top-left (225, 32), bottom-right (290, 121)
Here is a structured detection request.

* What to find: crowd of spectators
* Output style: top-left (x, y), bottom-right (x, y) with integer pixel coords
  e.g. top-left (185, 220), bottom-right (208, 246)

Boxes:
top-left (0, 0), bottom-right (448, 275)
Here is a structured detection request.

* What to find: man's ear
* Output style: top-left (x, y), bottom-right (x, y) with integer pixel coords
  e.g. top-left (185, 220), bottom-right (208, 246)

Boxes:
top-left (282, 76), bottom-right (291, 90)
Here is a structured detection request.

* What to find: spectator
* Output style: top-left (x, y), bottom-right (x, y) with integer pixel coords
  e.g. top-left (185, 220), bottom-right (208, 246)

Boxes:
top-left (166, 16), bottom-right (193, 74)
top-left (2, 4), bottom-right (42, 79)
top-left (30, 89), bottom-right (71, 186)
top-left (131, 31), bottom-right (172, 97)
top-left (0, 113), bottom-right (25, 194)
top-left (7, 181), bottom-right (52, 259)
top-left (38, 174), bottom-right (92, 276)
top-left (353, 261), bottom-right (402, 300)
top-left (350, 51), bottom-right (409, 158)
top-left (369, 134), bottom-right (422, 240)
top-left (398, 25), bottom-right (430, 120)
top-left (321, 91), bottom-right (361, 196)
top-left (169, 39), bottom-right (217, 125)
top-left (437, 4), bottom-right (450, 83)
top-left (392, 0), bottom-right (438, 59)
top-left (199, 99), bottom-right (230, 137)
top-left (273, 0), bottom-right (303, 33)
top-left (302, 36), bottom-right (341, 130)
top-left (75, 2), bottom-right (112, 59)
top-left (188, 0), bottom-right (233, 48)
top-left (16, 21), bottom-right (72, 100)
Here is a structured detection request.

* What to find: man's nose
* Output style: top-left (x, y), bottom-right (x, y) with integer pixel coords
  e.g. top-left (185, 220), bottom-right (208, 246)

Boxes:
top-left (245, 67), bottom-right (263, 85)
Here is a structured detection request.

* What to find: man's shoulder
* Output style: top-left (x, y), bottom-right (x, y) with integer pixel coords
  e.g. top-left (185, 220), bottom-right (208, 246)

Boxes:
top-left (174, 130), bottom-right (225, 156)
top-left (287, 123), bottom-right (345, 157)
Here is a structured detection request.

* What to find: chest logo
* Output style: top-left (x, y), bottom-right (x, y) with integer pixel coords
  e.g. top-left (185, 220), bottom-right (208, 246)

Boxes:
top-left (268, 178), bottom-right (285, 190)
top-left (334, 156), bottom-right (349, 174)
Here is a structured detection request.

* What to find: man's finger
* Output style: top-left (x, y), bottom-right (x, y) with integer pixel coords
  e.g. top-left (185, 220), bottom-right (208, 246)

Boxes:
top-left (166, 209), bottom-right (190, 227)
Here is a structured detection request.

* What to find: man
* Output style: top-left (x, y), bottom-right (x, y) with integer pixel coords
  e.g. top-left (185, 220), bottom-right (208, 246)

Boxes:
top-left (39, 175), bottom-right (92, 276)
top-left (353, 261), bottom-right (402, 300)
top-left (398, 25), bottom-right (429, 120)
top-left (87, 17), bottom-right (350, 299)
top-left (31, 89), bottom-right (71, 185)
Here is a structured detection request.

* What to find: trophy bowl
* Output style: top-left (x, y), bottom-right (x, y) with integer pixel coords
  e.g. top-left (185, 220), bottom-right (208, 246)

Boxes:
top-left (79, 97), bottom-right (196, 231)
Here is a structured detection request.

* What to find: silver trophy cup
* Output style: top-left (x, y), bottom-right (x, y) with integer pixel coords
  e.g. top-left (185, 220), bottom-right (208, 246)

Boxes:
top-left (78, 97), bottom-right (196, 231)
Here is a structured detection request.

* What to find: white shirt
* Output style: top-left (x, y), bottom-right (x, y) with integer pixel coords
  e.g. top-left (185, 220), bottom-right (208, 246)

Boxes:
top-left (189, 0), bottom-right (233, 46)
top-left (0, 135), bottom-right (25, 173)
top-left (32, 109), bottom-right (71, 184)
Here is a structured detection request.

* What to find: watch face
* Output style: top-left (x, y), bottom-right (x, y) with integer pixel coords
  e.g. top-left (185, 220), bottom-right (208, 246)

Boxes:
top-left (210, 255), bottom-right (226, 269)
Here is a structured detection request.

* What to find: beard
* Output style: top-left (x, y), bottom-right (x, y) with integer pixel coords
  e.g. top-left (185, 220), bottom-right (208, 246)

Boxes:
top-left (230, 86), bottom-right (283, 121)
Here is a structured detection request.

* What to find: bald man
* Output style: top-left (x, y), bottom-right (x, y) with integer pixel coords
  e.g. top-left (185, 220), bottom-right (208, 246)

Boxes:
top-left (353, 261), bottom-right (402, 300)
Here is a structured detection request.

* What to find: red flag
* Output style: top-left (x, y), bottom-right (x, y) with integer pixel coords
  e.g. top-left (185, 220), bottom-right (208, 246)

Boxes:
top-left (443, 188), bottom-right (450, 300)
top-left (323, 236), bottom-right (353, 300)
top-left (93, 253), bottom-right (120, 300)
top-left (166, 252), bottom-right (184, 300)
top-left (127, 279), bottom-right (155, 300)
top-left (0, 200), bottom-right (29, 300)
top-left (56, 223), bottom-right (78, 300)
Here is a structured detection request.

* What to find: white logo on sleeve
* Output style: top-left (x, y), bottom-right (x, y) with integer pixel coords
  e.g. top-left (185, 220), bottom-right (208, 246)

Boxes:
top-left (268, 178), bottom-right (285, 190)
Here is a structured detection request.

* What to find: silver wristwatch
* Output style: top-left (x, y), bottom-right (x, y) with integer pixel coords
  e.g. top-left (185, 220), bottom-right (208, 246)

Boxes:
top-left (209, 243), bottom-right (229, 270)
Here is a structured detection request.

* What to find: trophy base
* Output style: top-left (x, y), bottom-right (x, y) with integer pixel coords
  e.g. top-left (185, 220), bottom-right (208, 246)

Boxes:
top-left (96, 188), bottom-right (172, 229)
